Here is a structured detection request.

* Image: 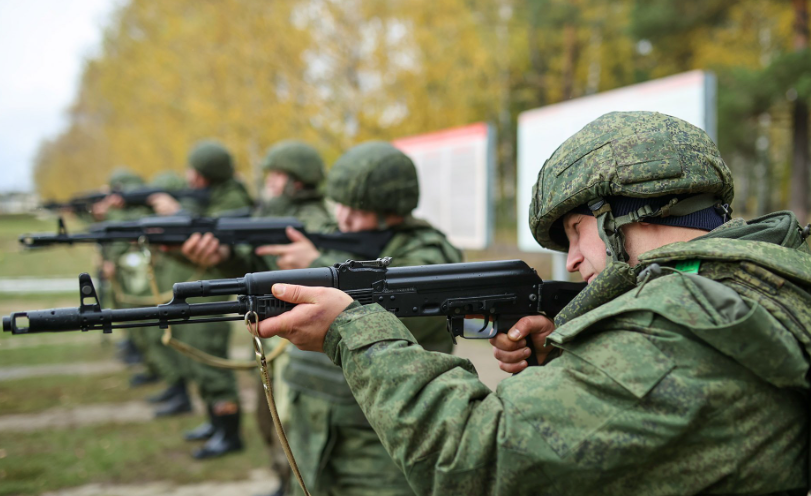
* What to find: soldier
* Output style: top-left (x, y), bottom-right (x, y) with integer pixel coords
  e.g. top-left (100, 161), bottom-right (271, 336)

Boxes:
top-left (256, 113), bottom-right (810, 494)
top-left (137, 172), bottom-right (194, 409)
top-left (254, 141), bottom-right (462, 496)
top-left (91, 168), bottom-right (157, 379)
top-left (148, 140), bottom-right (253, 459)
top-left (181, 140), bottom-right (332, 496)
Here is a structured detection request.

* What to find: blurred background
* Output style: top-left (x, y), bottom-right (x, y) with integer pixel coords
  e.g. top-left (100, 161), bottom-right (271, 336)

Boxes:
top-left (0, 0), bottom-right (810, 495)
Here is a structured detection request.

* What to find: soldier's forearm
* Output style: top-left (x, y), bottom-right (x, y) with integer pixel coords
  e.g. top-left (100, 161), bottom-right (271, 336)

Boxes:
top-left (325, 304), bottom-right (505, 494)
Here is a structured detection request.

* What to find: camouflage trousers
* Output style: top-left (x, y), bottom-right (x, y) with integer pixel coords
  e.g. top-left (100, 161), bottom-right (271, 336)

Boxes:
top-left (130, 327), bottom-right (184, 384)
top-left (172, 321), bottom-right (239, 405)
top-left (288, 393), bottom-right (414, 496)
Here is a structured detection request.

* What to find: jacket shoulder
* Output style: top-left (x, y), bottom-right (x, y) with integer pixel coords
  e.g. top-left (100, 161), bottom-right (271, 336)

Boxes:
top-left (385, 219), bottom-right (462, 265)
top-left (640, 238), bottom-right (811, 286)
top-left (549, 273), bottom-right (736, 346)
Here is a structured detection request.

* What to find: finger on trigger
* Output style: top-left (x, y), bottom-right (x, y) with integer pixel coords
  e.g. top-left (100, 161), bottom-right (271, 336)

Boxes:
top-left (255, 245), bottom-right (285, 256)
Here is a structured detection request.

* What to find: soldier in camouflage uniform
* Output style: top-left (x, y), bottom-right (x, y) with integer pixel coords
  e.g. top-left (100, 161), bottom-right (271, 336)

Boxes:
top-left (134, 172), bottom-right (194, 409)
top-left (91, 169), bottom-right (157, 381)
top-left (256, 141), bottom-right (462, 496)
top-left (148, 140), bottom-right (253, 459)
top-left (184, 140), bottom-right (332, 495)
top-left (256, 113), bottom-right (810, 495)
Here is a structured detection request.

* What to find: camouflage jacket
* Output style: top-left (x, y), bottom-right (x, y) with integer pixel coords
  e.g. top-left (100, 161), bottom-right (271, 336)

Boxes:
top-left (251, 190), bottom-right (332, 272)
top-left (284, 216), bottom-right (462, 407)
top-left (155, 179), bottom-right (254, 298)
top-left (323, 211), bottom-right (810, 495)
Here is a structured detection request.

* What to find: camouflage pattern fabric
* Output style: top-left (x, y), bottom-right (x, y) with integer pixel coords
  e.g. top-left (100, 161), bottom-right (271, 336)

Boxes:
top-left (326, 142), bottom-right (419, 216)
top-left (319, 211), bottom-right (809, 495)
top-left (161, 178), bottom-right (254, 406)
top-left (249, 186), bottom-right (332, 491)
top-left (529, 111), bottom-right (734, 252)
top-left (286, 216), bottom-right (462, 496)
top-left (261, 140), bottom-right (326, 186)
top-left (188, 140), bottom-right (234, 184)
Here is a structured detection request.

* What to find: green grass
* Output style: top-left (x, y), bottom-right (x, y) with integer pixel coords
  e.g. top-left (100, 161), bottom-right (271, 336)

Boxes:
top-left (0, 371), bottom-right (165, 415)
top-left (0, 340), bottom-right (112, 367)
top-left (0, 213), bottom-right (97, 278)
top-left (0, 414), bottom-right (267, 496)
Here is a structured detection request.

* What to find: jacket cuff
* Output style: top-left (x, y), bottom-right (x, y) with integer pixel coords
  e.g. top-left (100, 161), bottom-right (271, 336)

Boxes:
top-left (324, 303), bottom-right (417, 366)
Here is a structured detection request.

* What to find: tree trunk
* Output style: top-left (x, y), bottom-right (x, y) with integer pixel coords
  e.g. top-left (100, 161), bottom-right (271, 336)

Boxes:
top-left (790, 0), bottom-right (809, 222)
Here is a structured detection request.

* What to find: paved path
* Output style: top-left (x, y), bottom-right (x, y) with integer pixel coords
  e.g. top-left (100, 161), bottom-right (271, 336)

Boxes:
top-left (0, 277), bottom-right (78, 293)
top-left (0, 360), bottom-right (125, 381)
top-left (0, 387), bottom-right (258, 433)
top-left (454, 339), bottom-right (511, 390)
top-left (41, 468), bottom-right (280, 496)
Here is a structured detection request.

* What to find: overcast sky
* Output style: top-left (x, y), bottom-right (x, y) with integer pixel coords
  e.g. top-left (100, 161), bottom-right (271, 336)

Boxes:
top-left (0, 0), bottom-right (117, 193)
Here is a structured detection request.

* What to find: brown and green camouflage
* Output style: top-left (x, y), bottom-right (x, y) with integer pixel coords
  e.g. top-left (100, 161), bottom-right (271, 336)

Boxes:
top-left (529, 111), bottom-right (734, 252)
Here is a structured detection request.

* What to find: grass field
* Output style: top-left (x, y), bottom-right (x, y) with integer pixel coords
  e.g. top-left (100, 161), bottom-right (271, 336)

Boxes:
top-left (0, 318), bottom-right (269, 496)
top-left (0, 213), bottom-right (550, 495)
top-left (0, 214), bottom-right (275, 495)
top-left (0, 213), bottom-right (97, 279)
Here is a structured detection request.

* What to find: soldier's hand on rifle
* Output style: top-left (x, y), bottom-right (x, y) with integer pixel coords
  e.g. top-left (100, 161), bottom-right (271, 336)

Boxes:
top-left (489, 315), bottom-right (556, 373)
top-left (91, 195), bottom-right (121, 220)
top-left (257, 283), bottom-right (353, 352)
top-left (254, 226), bottom-right (320, 270)
top-left (182, 232), bottom-right (231, 268)
top-left (147, 193), bottom-right (181, 216)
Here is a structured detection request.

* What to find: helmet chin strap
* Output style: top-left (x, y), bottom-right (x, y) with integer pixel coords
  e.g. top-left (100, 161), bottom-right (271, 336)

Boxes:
top-left (588, 199), bottom-right (628, 264)
top-left (587, 193), bottom-right (724, 266)
top-left (282, 177), bottom-right (298, 198)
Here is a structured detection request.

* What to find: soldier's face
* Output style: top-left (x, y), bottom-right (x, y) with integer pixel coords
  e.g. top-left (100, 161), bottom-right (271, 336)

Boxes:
top-left (334, 203), bottom-right (378, 232)
top-left (265, 171), bottom-right (290, 198)
top-left (186, 169), bottom-right (209, 189)
top-left (563, 213), bottom-right (606, 284)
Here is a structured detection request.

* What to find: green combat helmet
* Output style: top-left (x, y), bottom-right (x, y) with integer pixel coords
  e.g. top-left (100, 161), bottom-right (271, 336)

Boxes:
top-left (109, 167), bottom-right (145, 191)
top-left (188, 140), bottom-right (234, 184)
top-left (529, 111), bottom-right (734, 263)
top-left (261, 140), bottom-right (325, 187)
top-left (327, 141), bottom-right (419, 216)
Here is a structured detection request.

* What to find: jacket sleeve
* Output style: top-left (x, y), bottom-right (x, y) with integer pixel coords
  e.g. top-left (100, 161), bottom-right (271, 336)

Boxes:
top-left (322, 303), bottom-right (559, 495)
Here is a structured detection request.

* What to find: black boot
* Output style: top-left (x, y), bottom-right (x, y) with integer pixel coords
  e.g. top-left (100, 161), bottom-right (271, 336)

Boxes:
top-left (129, 372), bottom-right (159, 388)
top-left (154, 386), bottom-right (192, 417)
top-left (192, 410), bottom-right (244, 459)
top-left (147, 381), bottom-right (186, 404)
top-left (118, 339), bottom-right (143, 365)
top-left (184, 405), bottom-right (216, 441)
top-left (184, 421), bottom-right (216, 441)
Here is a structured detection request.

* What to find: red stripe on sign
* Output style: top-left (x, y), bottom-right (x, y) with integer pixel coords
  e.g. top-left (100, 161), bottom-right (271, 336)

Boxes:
top-left (393, 122), bottom-right (488, 151)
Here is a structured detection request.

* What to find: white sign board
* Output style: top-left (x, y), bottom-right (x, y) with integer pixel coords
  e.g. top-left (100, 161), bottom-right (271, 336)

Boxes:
top-left (394, 123), bottom-right (494, 250)
top-left (517, 70), bottom-right (717, 253)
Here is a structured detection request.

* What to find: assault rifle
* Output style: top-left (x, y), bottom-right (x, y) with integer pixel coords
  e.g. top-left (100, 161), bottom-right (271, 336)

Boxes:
top-left (41, 187), bottom-right (210, 213)
top-left (2, 258), bottom-right (586, 362)
top-left (20, 215), bottom-right (395, 260)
